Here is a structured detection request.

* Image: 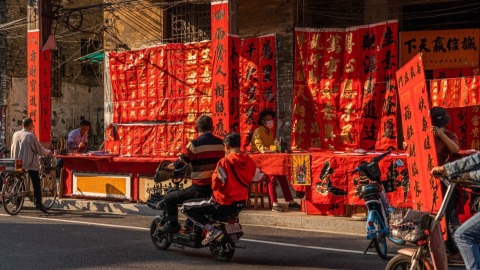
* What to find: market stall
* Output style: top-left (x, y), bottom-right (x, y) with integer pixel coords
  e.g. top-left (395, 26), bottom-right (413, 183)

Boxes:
top-left (59, 151), bottom-right (411, 216)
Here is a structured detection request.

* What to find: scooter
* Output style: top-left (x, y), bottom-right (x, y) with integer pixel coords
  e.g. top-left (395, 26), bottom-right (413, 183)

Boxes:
top-left (147, 163), bottom-right (245, 262)
top-left (385, 176), bottom-right (478, 270)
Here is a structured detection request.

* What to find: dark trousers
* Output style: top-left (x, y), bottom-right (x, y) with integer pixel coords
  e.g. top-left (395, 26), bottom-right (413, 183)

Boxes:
top-left (56, 158), bottom-right (63, 178)
top-left (442, 183), bottom-right (460, 255)
top-left (182, 197), bottom-right (243, 227)
top-left (28, 170), bottom-right (41, 205)
top-left (163, 184), bottom-right (212, 220)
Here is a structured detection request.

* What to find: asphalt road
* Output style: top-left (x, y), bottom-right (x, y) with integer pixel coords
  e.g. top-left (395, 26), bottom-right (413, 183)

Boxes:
top-left (0, 206), bottom-right (465, 270)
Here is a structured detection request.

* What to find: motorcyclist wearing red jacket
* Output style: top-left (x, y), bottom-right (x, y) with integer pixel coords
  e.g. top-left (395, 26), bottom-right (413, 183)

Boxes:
top-left (182, 132), bottom-right (262, 245)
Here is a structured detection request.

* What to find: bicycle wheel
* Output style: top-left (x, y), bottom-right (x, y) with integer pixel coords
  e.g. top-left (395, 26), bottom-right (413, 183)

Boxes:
top-left (2, 175), bottom-right (26, 215)
top-left (373, 216), bottom-right (388, 259)
top-left (385, 254), bottom-right (426, 270)
top-left (41, 172), bottom-right (57, 209)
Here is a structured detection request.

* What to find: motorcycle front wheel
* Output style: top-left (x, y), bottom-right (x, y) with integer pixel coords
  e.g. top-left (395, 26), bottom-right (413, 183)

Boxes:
top-left (150, 216), bottom-right (171, 250)
top-left (385, 254), bottom-right (426, 270)
top-left (373, 217), bottom-right (388, 259)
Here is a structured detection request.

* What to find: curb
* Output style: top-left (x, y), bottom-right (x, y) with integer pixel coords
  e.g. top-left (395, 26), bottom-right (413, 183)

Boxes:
top-left (55, 199), bottom-right (366, 235)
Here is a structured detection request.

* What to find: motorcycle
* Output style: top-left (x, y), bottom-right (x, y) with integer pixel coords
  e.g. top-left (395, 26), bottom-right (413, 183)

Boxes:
top-left (147, 161), bottom-right (245, 262)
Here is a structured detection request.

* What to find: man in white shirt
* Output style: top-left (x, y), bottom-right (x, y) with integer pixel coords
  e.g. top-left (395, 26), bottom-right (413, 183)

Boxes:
top-left (11, 118), bottom-right (52, 213)
top-left (67, 120), bottom-right (91, 153)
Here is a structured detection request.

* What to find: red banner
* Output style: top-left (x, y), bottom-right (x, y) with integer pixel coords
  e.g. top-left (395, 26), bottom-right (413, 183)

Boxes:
top-left (396, 53), bottom-right (442, 214)
top-left (358, 21), bottom-right (398, 150)
top-left (27, 31), bottom-right (51, 142)
top-left (211, 2), bottom-right (230, 138)
top-left (292, 21), bottom-right (399, 151)
top-left (239, 35), bottom-right (277, 150)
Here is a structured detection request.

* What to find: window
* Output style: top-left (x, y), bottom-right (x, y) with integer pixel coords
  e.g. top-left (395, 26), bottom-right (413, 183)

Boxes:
top-left (167, 3), bottom-right (211, 43)
top-left (80, 39), bottom-right (101, 77)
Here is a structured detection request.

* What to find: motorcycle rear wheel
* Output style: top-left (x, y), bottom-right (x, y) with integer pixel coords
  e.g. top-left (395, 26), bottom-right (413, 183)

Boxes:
top-left (386, 254), bottom-right (426, 270)
top-left (150, 217), bottom-right (171, 250)
top-left (210, 240), bottom-right (235, 262)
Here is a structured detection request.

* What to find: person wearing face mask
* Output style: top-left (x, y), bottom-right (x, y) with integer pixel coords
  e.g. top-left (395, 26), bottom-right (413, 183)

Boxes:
top-left (251, 109), bottom-right (301, 212)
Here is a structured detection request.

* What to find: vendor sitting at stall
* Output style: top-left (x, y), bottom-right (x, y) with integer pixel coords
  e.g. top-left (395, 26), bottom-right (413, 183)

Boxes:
top-left (56, 120), bottom-right (91, 178)
top-left (67, 120), bottom-right (91, 153)
top-left (251, 109), bottom-right (301, 212)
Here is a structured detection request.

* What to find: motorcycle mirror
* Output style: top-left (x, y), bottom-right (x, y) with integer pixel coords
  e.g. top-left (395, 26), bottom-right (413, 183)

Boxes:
top-left (395, 159), bottom-right (404, 167)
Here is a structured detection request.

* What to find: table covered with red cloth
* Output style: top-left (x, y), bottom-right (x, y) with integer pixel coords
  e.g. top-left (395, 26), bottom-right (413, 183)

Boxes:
top-left (249, 151), bottom-right (411, 215)
top-left (59, 155), bottom-right (176, 201)
top-left (60, 151), bottom-right (411, 215)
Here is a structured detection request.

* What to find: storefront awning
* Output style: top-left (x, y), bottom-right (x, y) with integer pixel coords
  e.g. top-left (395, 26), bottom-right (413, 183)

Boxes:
top-left (76, 50), bottom-right (104, 63)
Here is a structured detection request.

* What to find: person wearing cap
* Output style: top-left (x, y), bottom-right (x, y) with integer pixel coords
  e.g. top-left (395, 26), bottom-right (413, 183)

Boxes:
top-left (430, 106), bottom-right (460, 165)
top-left (430, 106), bottom-right (462, 262)
top-left (251, 109), bottom-right (301, 212)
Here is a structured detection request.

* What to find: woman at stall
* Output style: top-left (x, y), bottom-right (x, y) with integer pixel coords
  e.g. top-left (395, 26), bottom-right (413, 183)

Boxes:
top-left (251, 109), bottom-right (301, 212)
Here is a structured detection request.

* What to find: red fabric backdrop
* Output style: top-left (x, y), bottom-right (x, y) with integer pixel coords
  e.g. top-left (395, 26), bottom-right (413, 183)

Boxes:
top-left (292, 21), bottom-right (399, 151)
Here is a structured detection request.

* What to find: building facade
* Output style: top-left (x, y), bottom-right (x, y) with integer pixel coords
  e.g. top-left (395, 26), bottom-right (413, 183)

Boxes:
top-left (3, 0), bottom-right (105, 151)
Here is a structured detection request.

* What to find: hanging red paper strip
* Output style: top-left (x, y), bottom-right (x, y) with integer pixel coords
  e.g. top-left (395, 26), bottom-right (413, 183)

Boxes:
top-left (338, 28), bottom-right (362, 150)
top-left (396, 53), bottom-right (443, 215)
top-left (374, 21), bottom-right (398, 150)
top-left (448, 107), bottom-right (468, 149)
top-left (238, 35), bottom-right (277, 150)
top-left (239, 37), bottom-right (260, 149)
top-left (291, 30), bottom-right (313, 150)
top-left (358, 21), bottom-right (398, 151)
top-left (211, 2), bottom-right (234, 138)
top-left (466, 106), bottom-right (480, 150)
top-left (27, 30), bottom-right (51, 141)
top-left (317, 30), bottom-right (344, 150)
top-left (258, 35), bottom-right (277, 114)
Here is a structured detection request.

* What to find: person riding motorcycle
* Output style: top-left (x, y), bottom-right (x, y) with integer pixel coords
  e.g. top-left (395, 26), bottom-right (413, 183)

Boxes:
top-left (159, 115), bottom-right (224, 233)
top-left (182, 132), bottom-right (262, 245)
top-left (432, 151), bottom-right (480, 270)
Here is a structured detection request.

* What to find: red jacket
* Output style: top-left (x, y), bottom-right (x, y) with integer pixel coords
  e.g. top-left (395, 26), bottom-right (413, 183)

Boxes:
top-left (211, 153), bottom-right (256, 205)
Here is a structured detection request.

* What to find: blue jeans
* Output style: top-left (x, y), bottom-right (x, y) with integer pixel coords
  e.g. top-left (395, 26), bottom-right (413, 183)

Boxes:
top-left (454, 212), bottom-right (480, 270)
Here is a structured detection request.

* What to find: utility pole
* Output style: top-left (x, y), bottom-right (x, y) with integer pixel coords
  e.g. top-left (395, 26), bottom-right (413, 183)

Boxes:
top-left (27, 0), bottom-right (52, 143)
top-left (0, 0), bottom-right (6, 154)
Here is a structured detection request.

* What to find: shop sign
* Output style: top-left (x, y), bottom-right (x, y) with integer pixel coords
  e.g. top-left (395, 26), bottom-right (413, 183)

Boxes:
top-left (400, 29), bottom-right (479, 69)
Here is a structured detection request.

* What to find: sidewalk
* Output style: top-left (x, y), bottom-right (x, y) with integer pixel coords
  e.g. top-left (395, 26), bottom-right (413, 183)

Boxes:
top-left (55, 199), bottom-right (365, 236)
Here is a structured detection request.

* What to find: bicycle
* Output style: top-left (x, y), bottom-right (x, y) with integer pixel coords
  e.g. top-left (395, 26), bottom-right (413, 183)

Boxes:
top-left (385, 176), bottom-right (479, 270)
top-left (352, 150), bottom-right (406, 259)
top-left (2, 156), bottom-right (58, 215)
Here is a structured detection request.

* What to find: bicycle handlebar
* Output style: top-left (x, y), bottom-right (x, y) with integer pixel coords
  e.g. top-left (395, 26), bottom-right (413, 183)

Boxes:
top-left (351, 150), bottom-right (392, 175)
top-left (373, 150), bottom-right (392, 163)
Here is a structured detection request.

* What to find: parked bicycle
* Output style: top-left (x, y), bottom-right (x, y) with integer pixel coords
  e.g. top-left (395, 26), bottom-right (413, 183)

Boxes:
top-left (352, 150), bottom-right (406, 259)
top-left (2, 156), bottom-right (58, 215)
